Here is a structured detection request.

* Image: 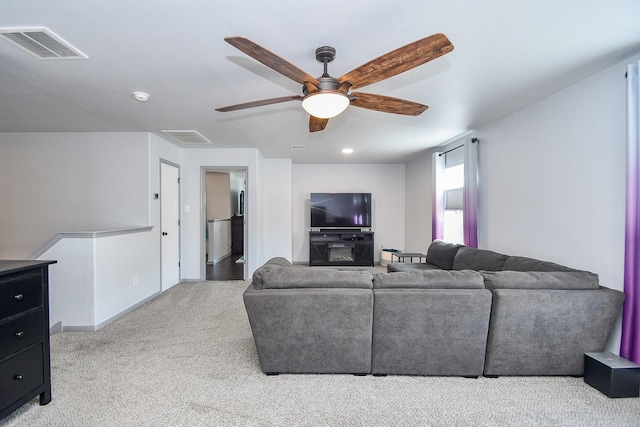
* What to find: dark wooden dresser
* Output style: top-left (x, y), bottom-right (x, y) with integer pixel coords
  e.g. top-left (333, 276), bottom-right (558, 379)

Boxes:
top-left (0, 260), bottom-right (56, 421)
top-left (231, 215), bottom-right (244, 255)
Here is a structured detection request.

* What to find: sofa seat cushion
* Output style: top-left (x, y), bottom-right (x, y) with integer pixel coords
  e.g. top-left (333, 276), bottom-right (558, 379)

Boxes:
top-left (480, 270), bottom-right (599, 290)
top-left (259, 267), bottom-right (373, 290)
top-left (426, 240), bottom-right (464, 270)
top-left (374, 270), bottom-right (484, 289)
top-left (502, 255), bottom-right (579, 272)
top-left (387, 263), bottom-right (441, 273)
top-left (452, 247), bottom-right (508, 271)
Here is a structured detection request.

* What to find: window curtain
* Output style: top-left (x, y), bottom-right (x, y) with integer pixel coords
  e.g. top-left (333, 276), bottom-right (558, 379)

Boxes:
top-left (463, 138), bottom-right (479, 248)
top-left (431, 138), bottom-right (479, 247)
top-left (432, 151), bottom-right (445, 240)
top-left (622, 61), bottom-right (640, 364)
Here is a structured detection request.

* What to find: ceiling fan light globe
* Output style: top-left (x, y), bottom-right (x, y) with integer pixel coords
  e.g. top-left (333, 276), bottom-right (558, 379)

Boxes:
top-left (302, 91), bottom-right (350, 119)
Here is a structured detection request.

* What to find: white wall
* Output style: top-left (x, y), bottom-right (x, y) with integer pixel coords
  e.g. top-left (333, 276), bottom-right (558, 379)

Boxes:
top-left (42, 238), bottom-right (95, 328)
top-left (292, 164), bottom-right (405, 263)
top-left (405, 150), bottom-right (434, 252)
top-left (93, 230), bottom-right (159, 327)
top-left (475, 57), bottom-right (630, 291)
top-left (206, 172), bottom-right (232, 220)
top-left (0, 132), bottom-right (150, 259)
top-left (40, 229), bottom-right (158, 331)
top-left (264, 159), bottom-right (293, 261)
top-left (31, 132), bottom-right (181, 331)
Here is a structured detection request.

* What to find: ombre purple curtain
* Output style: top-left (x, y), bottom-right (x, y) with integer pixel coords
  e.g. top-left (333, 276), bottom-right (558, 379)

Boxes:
top-left (463, 138), bottom-right (479, 248)
top-left (622, 61), bottom-right (640, 364)
top-left (432, 152), bottom-right (445, 240)
top-left (432, 139), bottom-right (479, 246)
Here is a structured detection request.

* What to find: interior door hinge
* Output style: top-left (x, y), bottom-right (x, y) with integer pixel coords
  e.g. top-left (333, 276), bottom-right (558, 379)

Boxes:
top-left (178, 177), bottom-right (181, 183)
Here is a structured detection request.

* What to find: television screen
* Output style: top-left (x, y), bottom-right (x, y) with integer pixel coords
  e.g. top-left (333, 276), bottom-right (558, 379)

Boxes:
top-left (310, 193), bottom-right (372, 228)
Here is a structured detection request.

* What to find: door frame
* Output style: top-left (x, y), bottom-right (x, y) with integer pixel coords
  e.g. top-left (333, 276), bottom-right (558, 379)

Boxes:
top-left (160, 159), bottom-right (181, 290)
top-left (200, 166), bottom-right (247, 281)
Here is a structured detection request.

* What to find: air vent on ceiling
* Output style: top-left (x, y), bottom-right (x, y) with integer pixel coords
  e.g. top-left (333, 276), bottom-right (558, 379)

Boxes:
top-left (290, 145), bottom-right (305, 150)
top-left (0, 27), bottom-right (87, 60)
top-left (161, 130), bottom-right (212, 145)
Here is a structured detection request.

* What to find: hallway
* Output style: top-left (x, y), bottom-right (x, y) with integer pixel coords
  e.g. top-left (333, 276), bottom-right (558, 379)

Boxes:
top-left (206, 255), bottom-right (244, 281)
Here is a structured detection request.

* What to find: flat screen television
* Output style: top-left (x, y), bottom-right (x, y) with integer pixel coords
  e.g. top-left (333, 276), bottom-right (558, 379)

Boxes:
top-left (310, 193), bottom-right (372, 228)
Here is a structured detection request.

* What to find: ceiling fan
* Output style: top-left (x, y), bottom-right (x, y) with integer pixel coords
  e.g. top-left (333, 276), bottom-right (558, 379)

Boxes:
top-left (215, 33), bottom-right (454, 132)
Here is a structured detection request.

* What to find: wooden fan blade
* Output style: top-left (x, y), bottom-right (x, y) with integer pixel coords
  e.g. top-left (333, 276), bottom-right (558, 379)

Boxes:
top-left (216, 95), bottom-right (302, 112)
top-left (225, 36), bottom-right (319, 86)
top-left (339, 33), bottom-right (453, 90)
top-left (309, 116), bottom-right (329, 132)
top-left (350, 92), bottom-right (428, 116)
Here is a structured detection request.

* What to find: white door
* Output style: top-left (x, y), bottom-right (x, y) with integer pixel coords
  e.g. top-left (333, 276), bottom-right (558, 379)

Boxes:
top-left (161, 162), bottom-right (180, 290)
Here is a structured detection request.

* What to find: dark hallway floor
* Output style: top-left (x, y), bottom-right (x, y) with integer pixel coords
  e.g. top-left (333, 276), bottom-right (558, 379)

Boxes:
top-left (206, 254), bottom-right (245, 281)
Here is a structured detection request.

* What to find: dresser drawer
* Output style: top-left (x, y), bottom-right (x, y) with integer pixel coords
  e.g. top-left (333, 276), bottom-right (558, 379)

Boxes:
top-left (0, 309), bottom-right (43, 360)
top-left (0, 344), bottom-right (44, 410)
top-left (0, 274), bottom-right (42, 319)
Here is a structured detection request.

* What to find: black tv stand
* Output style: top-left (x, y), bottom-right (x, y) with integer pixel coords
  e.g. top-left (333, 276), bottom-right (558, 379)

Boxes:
top-left (309, 230), bottom-right (374, 267)
top-left (319, 228), bottom-right (370, 232)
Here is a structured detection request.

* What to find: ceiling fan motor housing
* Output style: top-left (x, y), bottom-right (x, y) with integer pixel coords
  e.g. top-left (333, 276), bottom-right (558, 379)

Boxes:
top-left (302, 46), bottom-right (344, 96)
top-left (303, 76), bottom-right (342, 96)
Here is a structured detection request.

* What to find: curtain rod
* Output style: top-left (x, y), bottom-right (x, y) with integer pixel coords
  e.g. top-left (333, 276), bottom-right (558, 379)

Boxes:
top-left (438, 144), bottom-right (463, 157)
top-left (437, 138), bottom-right (479, 157)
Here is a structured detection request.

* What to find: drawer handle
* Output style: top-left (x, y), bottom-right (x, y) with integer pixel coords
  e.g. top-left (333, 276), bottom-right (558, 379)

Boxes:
top-left (14, 294), bottom-right (24, 301)
top-left (14, 374), bottom-right (24, 381)
top-left (15, 331), bottom-right (25, 338)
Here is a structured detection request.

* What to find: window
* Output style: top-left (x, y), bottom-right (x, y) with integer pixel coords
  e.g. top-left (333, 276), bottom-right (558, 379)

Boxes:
top-left (443, 163), bottom-right (464, 244)
top-left (432, 138), bottom-right (479, 248)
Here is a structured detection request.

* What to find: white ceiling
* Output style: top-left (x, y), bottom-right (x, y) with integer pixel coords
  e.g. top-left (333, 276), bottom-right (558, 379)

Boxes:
top-left (1, 0), bottom-right (639, 164)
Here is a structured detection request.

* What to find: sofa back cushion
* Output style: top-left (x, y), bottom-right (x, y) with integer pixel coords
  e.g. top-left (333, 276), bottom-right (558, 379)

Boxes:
top-left (426, 240), bottom-right (464, 270)
top-left (374, 270), bottom-right (484, 289)
top-left (502, 255), bottom-right (577, 272)
top-left (387, 263), bottom-right (442, 272)
top-left (259, 268), bottom-right (374, 290)
top-left (480, 271), bottom-right (599, 290)
top-left (452, 247), bottom-right (508, 271)
top-left (252, 257), bottom-right (293, 289)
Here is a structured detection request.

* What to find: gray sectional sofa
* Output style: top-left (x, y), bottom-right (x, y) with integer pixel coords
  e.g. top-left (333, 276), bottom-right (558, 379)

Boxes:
top-left (243, 241), bottom-right (625, 377)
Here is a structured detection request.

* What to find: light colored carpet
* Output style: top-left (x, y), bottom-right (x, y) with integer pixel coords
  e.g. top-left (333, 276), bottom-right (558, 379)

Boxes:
top-left (2, 281), bottom-right (640, 426)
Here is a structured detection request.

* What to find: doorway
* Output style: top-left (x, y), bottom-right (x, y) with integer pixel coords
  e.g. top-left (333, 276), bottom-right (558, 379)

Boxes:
top-left (203, 169), bottom-right (246, 281)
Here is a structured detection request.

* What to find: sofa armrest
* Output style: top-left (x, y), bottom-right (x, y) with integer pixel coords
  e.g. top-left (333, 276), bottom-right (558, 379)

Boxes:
top-left (484, 287), bottom-right (625, 376)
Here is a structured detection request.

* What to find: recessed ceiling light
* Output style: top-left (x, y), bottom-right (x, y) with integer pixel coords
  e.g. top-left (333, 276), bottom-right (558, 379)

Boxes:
top-left (133, 91), bottom-right (149, 102)
top-left (342, 148), bottom-right (354, 154)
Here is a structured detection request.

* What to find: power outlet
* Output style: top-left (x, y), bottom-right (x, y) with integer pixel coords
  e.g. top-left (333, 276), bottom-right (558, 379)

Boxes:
top-left (133, 275), bottom-right (139, 286)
